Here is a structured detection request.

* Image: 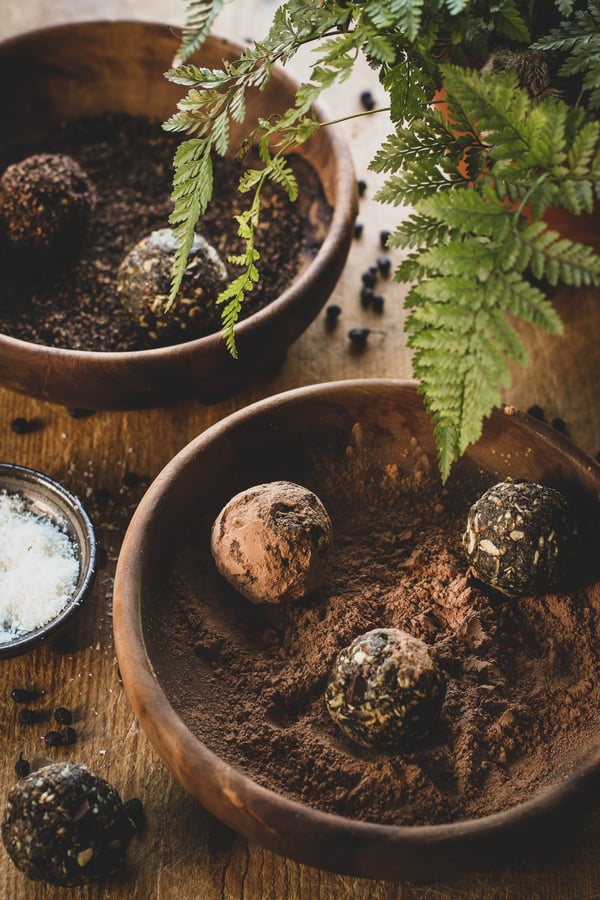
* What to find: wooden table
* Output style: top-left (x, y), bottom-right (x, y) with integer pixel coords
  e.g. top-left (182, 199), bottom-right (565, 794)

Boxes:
top-left (1, 2), bottom-right (599, 897)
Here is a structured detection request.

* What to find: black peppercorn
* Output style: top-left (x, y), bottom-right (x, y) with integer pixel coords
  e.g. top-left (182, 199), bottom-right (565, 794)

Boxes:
top-left (372, 294), bottom-right (385, 313)
top-left (14, 755), bottom-right (30, 778)
top-left (54, 707), bottom-right (73, 726)
top-left (380, 229), bottom-right (391, 249)
top-left (11, 417), bottom-right (31, 435)
top-left (361, 270), bottom-right (376, 288)
top-left (527, 404), bottom-right (545, 421)
top-left (360, 90), bottom-right (376, 110)
top-left (360, 287), bottom-right (374, 308)
top-left (357, 179), bottom-right (367, 197)
top-left (43, 731), bottom-right (63, 748)
top-left (11, 689), bottom-right (38, 704)
top-left (353, 222), bottom-right (364, 239)
top-left (60, 727), bottom-right (77, 746)
top-left (551, 417), bottom-right (568, 434)
top-left (377, 255), bottom-right (391, 277)
top-left (348, 327), bottom-right (370, 347)
top-left (17, 708), bottom-right (37, 726)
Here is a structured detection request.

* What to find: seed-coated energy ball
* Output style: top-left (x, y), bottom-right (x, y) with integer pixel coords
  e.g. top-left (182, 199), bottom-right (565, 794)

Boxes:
top-left (211, 481), bottom-right (333, 604)
top-left (325, 628), bottom-right (446, 752)
top-left (463, 480), bottom-right (577, 597)
top-left (1, 761), bottom-right (137, 886)
top-left (0, 153), bottom-right (95, 258)
top-left (117, 228), bottom-right (228, 344)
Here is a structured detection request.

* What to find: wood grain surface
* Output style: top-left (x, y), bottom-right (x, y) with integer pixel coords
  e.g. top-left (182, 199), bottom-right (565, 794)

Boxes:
top-left (0, 2), bottom-right (599, 898)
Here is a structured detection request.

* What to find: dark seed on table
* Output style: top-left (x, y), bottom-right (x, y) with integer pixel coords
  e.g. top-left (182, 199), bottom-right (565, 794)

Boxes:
top-left (527, 404), bottom-right (545, 421)
top-left (380, 229), bottom-right (391, 249)
top-left (54, 707), bottom-right (73, 725)
top-left (360, 287), bottom-right (374, 308)
top-left (10, 417), bottom-right (31, 435)
top-left (551, 417), bottom-right (567, 434)
top-left (357, 179), bottom-right (367, 196)
top-left (14, 755), bottom-right (30, 778)
top-left (17, 709), bottom-right (37, 726)
top-left (360, 90), bottom-right (376, 110)
top-left (60, 727), bottom-right (77, 746)
top-left (377, 255), bottom-right (391, 276)
top-left (325, 304), bottom-right (341, 323)
top-left (348, 327), bottom-right (370, 347)
top-left (361, 270), bottom-right (376, 288)
top-left (123, 798), bottom-right (144, 831)
top-left (372, 294), bottom-right (385, 313)
top-left (43, 731), bottom-right (63, 747)
top-left (354, 222), bottom-right (364, 239)
top-left (11, 689), bottom-right (38, 704)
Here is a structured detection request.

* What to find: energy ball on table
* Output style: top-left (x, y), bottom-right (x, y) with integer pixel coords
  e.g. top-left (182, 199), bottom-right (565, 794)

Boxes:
top-left (0, 153), bottom-right (95, 258)
top-left (325, 628), bottom-right (446, 752)
top-left (117, 228), bottom-right (228, 344)
top-left (1, 761), bottom-right (137, 887)
top-left (463, 479), bottom-right (577, 597)
top-left (211, 481), bottom-right (333, 604)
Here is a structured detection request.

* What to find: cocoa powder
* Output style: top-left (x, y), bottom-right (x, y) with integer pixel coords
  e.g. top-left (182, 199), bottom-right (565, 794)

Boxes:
top-left (154, 461), bottom-right (600, 827)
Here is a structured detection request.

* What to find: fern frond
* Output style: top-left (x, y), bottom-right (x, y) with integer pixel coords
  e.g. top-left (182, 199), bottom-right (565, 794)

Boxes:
top-left (178, 1), bottom-right (224, 62)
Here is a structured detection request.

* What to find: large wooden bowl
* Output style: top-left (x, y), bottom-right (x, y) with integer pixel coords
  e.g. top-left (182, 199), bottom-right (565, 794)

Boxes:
top-left (0, 21), bottom-right (356, 409)
top-left (113, 379), bottom-right (600, 881)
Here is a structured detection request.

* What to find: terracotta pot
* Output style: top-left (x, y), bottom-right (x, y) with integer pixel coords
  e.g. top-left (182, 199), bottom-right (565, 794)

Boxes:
top-left (0, 21), bottom-right (357, 409)
top-left (113, 378), bottom-right (600, 881)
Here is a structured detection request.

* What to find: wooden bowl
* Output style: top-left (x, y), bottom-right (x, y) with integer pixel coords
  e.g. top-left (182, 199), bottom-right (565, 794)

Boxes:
top-left (113, 380), bottom-right (600, 880)
top-left (0, 21), bottom-right (356, 409)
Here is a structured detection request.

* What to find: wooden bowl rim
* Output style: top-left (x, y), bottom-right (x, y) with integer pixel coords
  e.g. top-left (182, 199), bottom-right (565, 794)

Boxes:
top-left (113, 378), bottom-right (600, 874)
top-left (0, 19), bottom-right (357, 362)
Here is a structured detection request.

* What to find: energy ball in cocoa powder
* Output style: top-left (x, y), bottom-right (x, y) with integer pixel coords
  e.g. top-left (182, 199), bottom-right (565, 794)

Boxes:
top-left (463, 479), bottom-right (577, 597)
top-left (211, 481), bottom-right (333, 604)
top-left (0, 153), bottom-right (95, 258)
top-left (117, 228), bottom-right (227, 344)
top-left (1, 761), bottom-right (136, 887)
top-left (325, 628), bottom-right (446, 752)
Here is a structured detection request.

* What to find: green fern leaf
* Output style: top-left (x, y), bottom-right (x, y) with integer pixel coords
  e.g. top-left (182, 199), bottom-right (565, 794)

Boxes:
top-left (178, 1), bottom-right (224, 63)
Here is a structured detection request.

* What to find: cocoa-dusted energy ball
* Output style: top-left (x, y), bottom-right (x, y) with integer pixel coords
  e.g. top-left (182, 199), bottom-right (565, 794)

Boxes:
top-left (211, 481), bottom-right (333, 604)
top-left (0, 153), bottom-right (95, 258)
top-left (463, 480), bottom-right (577, 597)
top-left (117, 228), bottom-right (227, 344)
top-left (1, 761), bottom-right (137, 886)
top-left (325, 628), bottom-right (446, 752)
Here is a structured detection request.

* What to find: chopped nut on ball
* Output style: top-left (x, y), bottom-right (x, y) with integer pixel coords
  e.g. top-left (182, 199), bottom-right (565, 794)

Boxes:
top-left (463, 479), bottom-right (577, 597)
top-left (211, 481), bottom-right (333, 604)
top-left (325, 628), bottom-right (446, 752)
top-left (117, 228), bottom-right (227, 344)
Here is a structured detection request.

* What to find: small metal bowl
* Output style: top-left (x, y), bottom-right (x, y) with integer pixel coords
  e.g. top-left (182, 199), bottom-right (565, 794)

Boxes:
top-left (0, 462), bottom-right (96, 658)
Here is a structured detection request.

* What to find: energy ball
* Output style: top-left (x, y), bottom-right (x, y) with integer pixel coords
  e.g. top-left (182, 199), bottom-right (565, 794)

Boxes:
top-left (117, 228), bottom-right (228, 344)
top-left (1, 761), bottom-right (137, 887)
top-left (211, 481), bottom-right (333, 604)
top-left (325, 628), bottom-right (446, 752)
top-left (463, 479), bottom-right (577, 597)
top-left (0, 153), bottom-right (95, 258)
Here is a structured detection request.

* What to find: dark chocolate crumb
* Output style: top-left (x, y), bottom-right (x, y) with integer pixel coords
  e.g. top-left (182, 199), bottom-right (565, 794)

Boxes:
top-left (17, 708), bottom-right (38, 726)
top-left (10, 688), bottom-right (38, 704)
top-left (14, 755), bottom-right (31, 778)
top-left (54, 707), bottom-right (73, 725)
top-left (60, 727), bottom-right (77, 746)
top-left (43, 730), bottom-right (63, 747)
top-left (10, 417), bottom-right (32, 435)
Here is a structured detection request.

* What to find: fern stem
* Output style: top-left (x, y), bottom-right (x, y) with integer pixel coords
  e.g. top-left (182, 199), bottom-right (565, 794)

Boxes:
top-left (511, 171), bottom-right (549, 224)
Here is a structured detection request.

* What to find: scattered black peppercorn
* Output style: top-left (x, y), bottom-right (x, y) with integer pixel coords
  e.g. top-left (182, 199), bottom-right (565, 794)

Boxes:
top-left (325, 304), bottom-right (341, 323)
top-left (361, 270), bottom-right (376, 288)
top-left (11, 689), bottom-right (38, 704)
top-left (60, 727), bottom-right (77, 746)
top-left (380, 229), bottom-right (391, 249)
top-left (527, 404), bottom-right (545, 421)
top-left (43, 731), bottom-right (63, 748)
top-left (360, 287), bottom-right (374, 308)
top-left (123, 471), bottom-right (143, 488)
top-left (54, 707), bottom-right (73, 726)
top-left (551, 417), bottom-right (568, 434)
top-left (17, 709), bottom-right (37, 726)
top-left (360, 90), bottom-right (376, 110)
top-left (353, 222), bottom-right (364, 239)
top-left (11, 417), bottom-right (32, 435)
top-left (348, 327), bottom-right (370, 347)
top-left (357, 179), bottom-right (367, 197)
top-left (377, 255), bottom-right (391, 277)
top-left (372, 294), bottom-right (385, 313)
top-left (123, 798), bottom-right (145, 832)
top-left (14, 755), bottom-right (30, 778)
top-left (67, 407), bottom-right (95, 419)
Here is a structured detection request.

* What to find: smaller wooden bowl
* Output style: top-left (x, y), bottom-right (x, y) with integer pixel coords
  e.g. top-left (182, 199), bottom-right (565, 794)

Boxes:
top-left (113, 380), bottom-right (600, 881)
top-left (0, 21), bottom-right (356, 409)
top-left (0, 462), bottom-right (96, 658)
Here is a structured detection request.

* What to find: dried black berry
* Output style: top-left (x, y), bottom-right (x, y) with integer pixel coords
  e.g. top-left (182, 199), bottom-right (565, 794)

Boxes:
top-left (360, 90), bottom-right (375, 110)
top-left (60, 727), bottom-right (77, 746)
top-left (67, 407), bottom-right (95, 419)
top-left (377, 255), bottom-right (391, 277)
top-left (357, 179), bottom-right (367, 197)
top-left (380, 229), bottom-right (391, 249)
top-left (123, 471), bottom-right (143, 488)
top-left (348, 327), bottom-right (370, 347)
top-left (372, 294), bottom-right (385, 313)
top-left (11, 688), bottom-right (37, 704)
top-left (124, 798), bottom-right (145, 831)
top-left (551, 417), bottom-right (567, 434)
top-left (360, 287), bottom-right (374, 308)
top-left (15, 755), bottom-right (30, 778)
top-left (17, 708), bottom-right (37, 726)
top-left (43, 731), bottom-right (63, 747)
top-left (325, 304), bottom-right (341, 323)
top-left (527, 404), bottom-right (545, 421)
top-left (11, 417), bottom-right (31, 435)
top-left (54, 707), bottom-right (73, 725)
top-left (361, 270), bottom-right (376, 288)
top-left (353, 222), bottom-right (364, 239)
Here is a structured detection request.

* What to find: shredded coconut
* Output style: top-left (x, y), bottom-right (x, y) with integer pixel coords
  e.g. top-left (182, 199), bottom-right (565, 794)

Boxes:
top-left (0, 490), bottom-right (79, 643)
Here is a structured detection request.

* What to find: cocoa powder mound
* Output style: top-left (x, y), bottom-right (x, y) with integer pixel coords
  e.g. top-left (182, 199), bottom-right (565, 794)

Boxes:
top-left (154, 461), bottom-right (600, 827)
